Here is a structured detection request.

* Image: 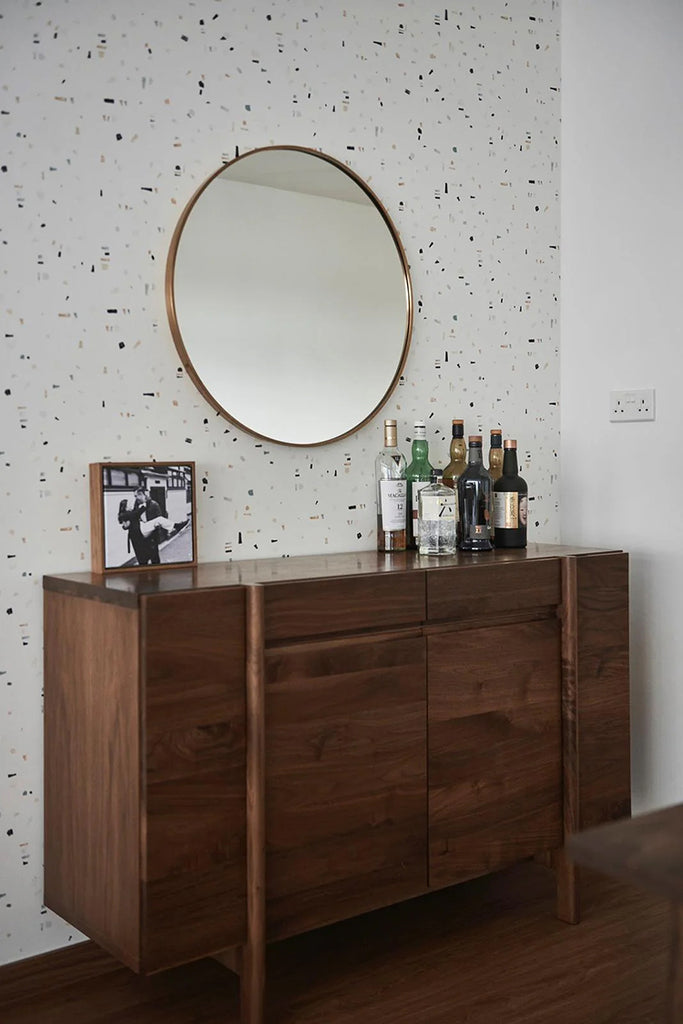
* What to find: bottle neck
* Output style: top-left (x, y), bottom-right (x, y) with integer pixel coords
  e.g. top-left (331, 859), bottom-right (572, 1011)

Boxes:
top-left (384, 425), bottom-right (398, 448)
top-left (502, 448), bottom-right (519, 475)
top-left (467, 445), bottom-right (483, 466)
top-left (411, 439), bottom-right (429, 462)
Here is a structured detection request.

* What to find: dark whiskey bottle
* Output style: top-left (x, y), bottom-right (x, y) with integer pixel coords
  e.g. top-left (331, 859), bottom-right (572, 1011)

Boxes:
top-left (493, 439), bottom-right (528, 548)
top-left (457, 435), bottom-right (493, 552)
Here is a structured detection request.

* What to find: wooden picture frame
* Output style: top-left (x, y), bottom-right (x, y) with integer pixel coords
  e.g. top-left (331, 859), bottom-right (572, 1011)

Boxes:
top-left (89, 462), bottom-right (197, 573)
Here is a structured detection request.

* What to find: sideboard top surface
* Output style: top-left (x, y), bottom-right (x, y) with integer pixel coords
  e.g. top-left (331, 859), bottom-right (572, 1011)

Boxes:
top-left (43, 543), bottom-right (623, 608)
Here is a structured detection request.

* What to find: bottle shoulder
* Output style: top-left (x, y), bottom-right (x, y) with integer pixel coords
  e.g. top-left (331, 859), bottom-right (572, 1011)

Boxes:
top-left (376, 449), bottom-right (407, 475)
top-left (494, 472), bottom-right (527, 490)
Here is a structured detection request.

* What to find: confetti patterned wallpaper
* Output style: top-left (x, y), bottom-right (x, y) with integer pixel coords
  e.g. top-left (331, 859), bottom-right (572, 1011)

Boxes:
top-left (0, 0), bottom-right (559, 964)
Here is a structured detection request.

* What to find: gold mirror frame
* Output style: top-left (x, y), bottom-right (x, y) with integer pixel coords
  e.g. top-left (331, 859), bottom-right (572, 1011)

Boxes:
top-left (165, 146), bottom-right (413, 447)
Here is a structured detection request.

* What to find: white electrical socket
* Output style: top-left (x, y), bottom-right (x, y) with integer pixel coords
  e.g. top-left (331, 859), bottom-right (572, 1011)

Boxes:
top-left (609, 388), bottom-right (655, 422)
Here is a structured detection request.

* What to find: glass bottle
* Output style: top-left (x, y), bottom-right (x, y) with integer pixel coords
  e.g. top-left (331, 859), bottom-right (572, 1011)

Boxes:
top-left (442, 419), bottom-right (466, 491)
top-left (375, 419), bottom-right (407, 552)
top-left (406, 420), bottom-right (433, 549)
top-left (493, 439), bottom-right (528, 548)
top-left (488, 428), bottom-right (503, 482)
top-left (418, 469), bottom-right (457, 555)
top-left (457, 435), bottom-right (493, 552)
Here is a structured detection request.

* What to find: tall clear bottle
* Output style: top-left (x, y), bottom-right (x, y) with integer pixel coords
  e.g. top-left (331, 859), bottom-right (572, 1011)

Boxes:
top-left (418, 469), bottom-right (457, 555)
top-left (406, 420), bottom-right (433, 549)
top-left (375, 418), bottom-right (408, 552)
top-left (493, 439), bottom-right (528, 548)
top-left (488, 428), bottom-right (503, 482)
top-left (457, 435), bottom-right (493, 552)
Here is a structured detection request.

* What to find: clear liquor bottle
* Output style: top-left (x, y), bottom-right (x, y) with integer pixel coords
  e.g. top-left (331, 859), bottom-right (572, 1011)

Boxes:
top-left (418, 469), bottom-right (457, 555)
top-left (488, 428), bottom-right (503, 482)
top-left (406, 420), bottom-right (433, 549)
top-left (457, 435), bottom-right (494, 551)
top-left (493, 439), bottom-right (528, 548)
top-left (375, 418), bottom-right (408, 552)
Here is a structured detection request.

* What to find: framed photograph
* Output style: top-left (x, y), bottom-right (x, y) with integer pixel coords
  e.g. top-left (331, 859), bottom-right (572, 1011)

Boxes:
top-left (89, 462), bottom-right (197, 573)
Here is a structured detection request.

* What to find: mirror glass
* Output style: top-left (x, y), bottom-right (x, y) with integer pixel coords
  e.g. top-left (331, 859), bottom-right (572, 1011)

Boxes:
top-left (166, 147), bottom-right (412, 446)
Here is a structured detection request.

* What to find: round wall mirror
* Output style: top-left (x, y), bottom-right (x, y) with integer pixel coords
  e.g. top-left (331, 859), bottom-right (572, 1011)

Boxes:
top-left (165, 146), bottom-right (413, 447)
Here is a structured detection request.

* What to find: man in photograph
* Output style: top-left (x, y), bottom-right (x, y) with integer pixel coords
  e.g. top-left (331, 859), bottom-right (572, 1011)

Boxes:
top-left (118, 486), bottom-right (163, 565)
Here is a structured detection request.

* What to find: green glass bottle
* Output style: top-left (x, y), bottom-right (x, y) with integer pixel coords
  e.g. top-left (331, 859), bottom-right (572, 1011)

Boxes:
top-left (406, 420), bottom-right (433, 549)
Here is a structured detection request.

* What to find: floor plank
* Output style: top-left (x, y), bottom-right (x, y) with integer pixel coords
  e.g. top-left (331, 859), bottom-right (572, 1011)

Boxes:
top-left (1, 863), bottom-right (668, 1023)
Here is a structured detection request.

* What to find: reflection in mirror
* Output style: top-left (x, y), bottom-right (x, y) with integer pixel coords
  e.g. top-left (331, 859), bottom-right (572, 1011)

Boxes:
top-left (166, 147), bottom-right (412, 446)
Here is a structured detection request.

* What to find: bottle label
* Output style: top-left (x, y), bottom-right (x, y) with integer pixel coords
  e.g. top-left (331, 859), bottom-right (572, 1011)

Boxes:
top-left (380, 479), bottom-right (407, 531)
top-left (494, 492), bottom-right (527, 529)
top-left (420, 493), bottom-right (456, 523)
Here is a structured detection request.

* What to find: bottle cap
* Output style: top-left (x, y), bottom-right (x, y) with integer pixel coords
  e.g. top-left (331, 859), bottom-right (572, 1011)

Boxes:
top-left (468, 435), bottom-right (483, 445)
top-left (451, 419), bottom-right (464, 438)
top-left (413, 420), bottom-right (427, 440)
top-left (504, 439), bottom-right (517, 449)
top-left (384, 418), bottom-right (397, 427)
top-left (431, 468), bottom-right (443, 482)
top-left (490, 429), bottom-right (502, 447)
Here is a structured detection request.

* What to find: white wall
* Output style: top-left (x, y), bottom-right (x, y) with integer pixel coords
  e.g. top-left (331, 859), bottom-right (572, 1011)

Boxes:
top-left (561, 0), bottom-right (683, 813)
top-left (0, 0), bottom-right (559, 965)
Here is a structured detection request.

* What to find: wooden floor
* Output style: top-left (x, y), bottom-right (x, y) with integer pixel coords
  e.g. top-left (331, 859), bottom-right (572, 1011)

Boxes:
top-left (0, 862), bottom-right (670, 1023)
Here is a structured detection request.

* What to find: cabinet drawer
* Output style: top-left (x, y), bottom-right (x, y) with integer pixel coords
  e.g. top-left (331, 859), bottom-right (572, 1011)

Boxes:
top-left (264, 571), bottom-right (425, 642)
top-left (427, 558), bottom-right (561, 623)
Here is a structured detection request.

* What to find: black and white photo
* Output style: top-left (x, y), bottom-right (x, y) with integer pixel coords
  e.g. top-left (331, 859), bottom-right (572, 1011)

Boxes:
top-left (89, 462), bottom-right (196, 572)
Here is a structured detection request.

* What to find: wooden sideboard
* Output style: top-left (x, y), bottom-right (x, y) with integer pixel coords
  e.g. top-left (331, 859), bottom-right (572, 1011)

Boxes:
top-left (43, 544), bottom-right (631, 1022)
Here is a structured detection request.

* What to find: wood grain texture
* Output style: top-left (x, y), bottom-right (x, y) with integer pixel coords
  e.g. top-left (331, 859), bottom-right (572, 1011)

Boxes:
top-left (2, 866), bottom-right (668, 1023)
top-left (88, 463), bottom-right (106, 574)
top-left (568, 804), bottom-right (683, 1024)
top-left (566, 552), bottom-right (631, 832)
top-left (428, 618), bottom-right (562, 887)
top-left (264, 633), bottom-right (427, 939)
top-left (264, 571), bottom-right (426, 642)
top-left (426, 558), bottom-right (561, 624)
top-left (141, 588), bottom-right (247, 972)
top-left (42, 543), bottom-right (632, 1008)
top-left (44, 543), bottom-right (603, 603)
top-left (243, 585), bottom-right (266, 1024)
top-left (669, 904), bottom-right (683, 1024)
top-left (43, 590), bottom-right (141, 970)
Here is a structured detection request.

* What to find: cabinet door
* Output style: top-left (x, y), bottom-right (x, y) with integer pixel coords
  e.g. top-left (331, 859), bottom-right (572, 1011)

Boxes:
top-left (428, 618), bottom-right (562, 888)
top-left (265, 634), bottom-right (427, 939)
top-left (141, 589), bottom-right (247, 972)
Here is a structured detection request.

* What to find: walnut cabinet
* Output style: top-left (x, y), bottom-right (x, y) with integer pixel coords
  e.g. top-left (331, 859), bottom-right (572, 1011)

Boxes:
top-left (43, 544), bottom-right (631, 1021)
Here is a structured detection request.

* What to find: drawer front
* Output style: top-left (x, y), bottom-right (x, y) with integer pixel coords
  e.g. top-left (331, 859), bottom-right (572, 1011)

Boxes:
top-left (427, 558), bottom-right (561, 623)
top-left (264, 571), bottom-right (425, 642)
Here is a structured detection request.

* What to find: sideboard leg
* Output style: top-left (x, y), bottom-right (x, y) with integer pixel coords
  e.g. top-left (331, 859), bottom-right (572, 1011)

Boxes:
top-left (554, 847), bottom-right (580, 924)
top-left (243, 585), bottom-right (267, 1024)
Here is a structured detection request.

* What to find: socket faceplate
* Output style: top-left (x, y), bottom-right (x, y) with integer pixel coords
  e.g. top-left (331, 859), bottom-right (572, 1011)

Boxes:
top-left (609, 388), bottom-right (655, 422)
